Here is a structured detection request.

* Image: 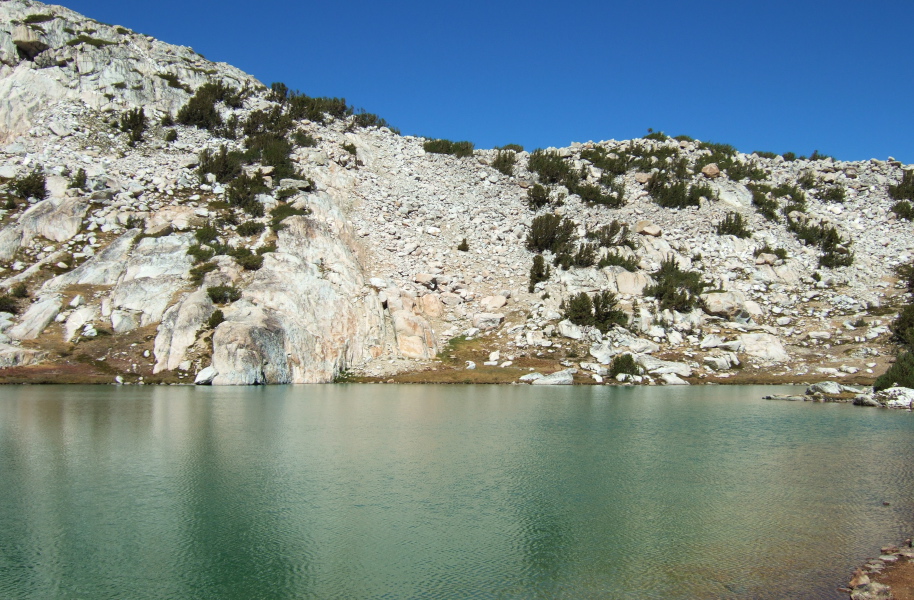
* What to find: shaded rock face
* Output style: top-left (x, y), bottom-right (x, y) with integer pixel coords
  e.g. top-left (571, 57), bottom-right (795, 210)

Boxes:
top-left (211, 303), bottom-right (291, 385)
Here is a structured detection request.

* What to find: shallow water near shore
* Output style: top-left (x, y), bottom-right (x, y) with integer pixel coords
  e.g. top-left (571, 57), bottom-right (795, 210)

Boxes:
top-left (0, 384), bottom-right (911, 599)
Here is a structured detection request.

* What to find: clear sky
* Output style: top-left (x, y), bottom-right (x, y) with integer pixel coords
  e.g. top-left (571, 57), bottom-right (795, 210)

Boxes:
top-left (63, 0), bottom-right (913, 163)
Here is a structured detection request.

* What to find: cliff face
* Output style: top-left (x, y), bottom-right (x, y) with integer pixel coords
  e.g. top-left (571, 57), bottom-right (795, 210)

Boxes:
top-left (0, 1), bottom-right (909, 385)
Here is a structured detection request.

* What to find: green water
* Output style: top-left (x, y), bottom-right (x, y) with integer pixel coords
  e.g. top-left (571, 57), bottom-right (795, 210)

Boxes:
top-left (0, 385), bottom-right (911, 599)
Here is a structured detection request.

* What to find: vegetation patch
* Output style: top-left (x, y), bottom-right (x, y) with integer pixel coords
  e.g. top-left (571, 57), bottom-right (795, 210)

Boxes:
top-left (11, 170), bottom-right (48, 200)
top-left (562, 291), bottom-right (627, 333)
top-left (644, 257), bottom-right (708, 311)
top-left (491, 150), bottom-right (516, 176)
top-left (207, 286), bottom-right (241, 305)
top-left (423, 139), bottom-right (474, 158)
top-left (528, 255), bottom-right (551, 292)
top-left (526, 214), bottom-right (576, 255)
top-left (715, 212), bottom-right (752, 238)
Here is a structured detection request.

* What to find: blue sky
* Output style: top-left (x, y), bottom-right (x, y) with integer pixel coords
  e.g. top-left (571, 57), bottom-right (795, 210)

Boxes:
top-left (65, 0), bottom-right (913, 163)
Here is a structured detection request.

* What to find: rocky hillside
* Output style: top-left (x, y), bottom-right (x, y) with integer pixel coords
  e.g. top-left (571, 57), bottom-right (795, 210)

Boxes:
top-left (0, 0), bottom-right (911, 386)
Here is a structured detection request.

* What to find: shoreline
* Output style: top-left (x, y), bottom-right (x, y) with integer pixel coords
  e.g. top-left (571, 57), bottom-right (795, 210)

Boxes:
top-left (844, 539), bottom-right (914, 600)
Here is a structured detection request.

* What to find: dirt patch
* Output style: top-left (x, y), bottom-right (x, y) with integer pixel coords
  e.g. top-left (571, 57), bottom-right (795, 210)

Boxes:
top-left (876, 558), bottom-right (914, 600)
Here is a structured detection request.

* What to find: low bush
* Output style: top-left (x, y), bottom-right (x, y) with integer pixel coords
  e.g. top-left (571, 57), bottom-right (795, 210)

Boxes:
top-left (891, 304), bottom-right (914, 349)
top-left (235, 253), bottom-right (264, 271)
top-left (819, 185), bottom-right (846, 203)
top-left (598, 251), bottom-right (639, 272)
top-left (528, 254), bottom-right (551, 292)
top-left (66, 35), bottom-right (116, 48)
top-left (207, 285), bottom-right (241, 305)
top-left (423, 139), bottom-right (474, 158)
top-left (292, 131), bottom-right (316, 147)
top-left (499, 144), bottom-right (524, 152)
top-left (161, 114), bottom-right (175, 127)
top-left (608, 353), bottom-right (641, 378)
top-left (562, 290), bottom-right (627, 333)
top-left (206, 309), bottom-right (225, 330)
top-left (573, 180), bottom-right (624, 208)
top-left (270, 203), bottom-right (309, 230)
top-left (889, 170), bottom-right (914, 201)
top-left (68, 168), bottom-right (87, 191)
top-left (164, 129), bottom-right (178, 143)
top-left (226, 173), bottom-right (269, 217)
top-left (491, 150), bottom-right (516, 176)
top-left (782, 152), bottom-right (797, 161)
top-left (187, 244), bottom-right (215, 264)
top-left (528, 149), bottom-right (578, 187)
top-left (236, 221), bottom-right (266, 236)
top-left (644, 257), bottom-right (708, 311)
top-left (10, 283), bottom-right (28, 298)
top-left (0, 295), bottom-right (19, 315)
top-left (554, 243), bottom-right (599, 270)
top-left (727, 161), bottom-right (767, 181)
top-left (647, 174), bottom-right (712, 209)
top-left (581, 147), bottom-right (630, 177)
top-left (342, 142), bottom-right (357, 155)
top-left (786, 218), bottom-right (853, 267)
top-left (177, 82), bottom-right (244, 131)
top-left (119, 107), bottom-right (147, 146)
top-left (747, 184), bottom-right (779, 221)
top-left (526, 214), bottom-right (576, 254)
top-left (753, 150), bottom-right (779, 159)
top-left (198, 146), bottom-right (244, 183)
top-left (11, 170), bottom-right (47, 200)
top-left (754, 244), bottom-right (788, 260)
top-left (715, 212), bottom-right (752, 238)
top-left (526, 184), bottom-right (550, 211)
top-left (874, 351), bottom-right (914, 391)
top-left (797, 171), bottom-right (817, 189)
top-left (643, 130), bottom-right (667, 141)
top-left (895, 260), bottom-right (914, 293)
top-left (194, 225), bottom-right (220, 245)
top-left (892, 201), bottom-right (914, 221)
top-left (190, 261), bottom-right (217, 284)
top-left (586, 220), bottom-right (633, 249)
top-left (457, 238), bottom-right (469, 252)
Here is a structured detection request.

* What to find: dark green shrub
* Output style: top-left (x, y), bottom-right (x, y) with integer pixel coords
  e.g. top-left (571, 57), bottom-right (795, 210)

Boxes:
top-left (526, 214), bottom-right (576, 254)
top-left (581, 147), bottom-right (630, 177)
top-left (491, 150), bottom-right (516, 176)
top-left (499, 144), bottom-right (524, 152)
top-left (342, 142), bottom-right (357, 155)
top-left (66, 35), bottom-right (116, 48)
top-left (819, 185), bottom-right (846, 203)
top-left (891, 304), bottom-right (914, 349)
top-left (244, 133), bottom-right (297, 179)
top-left (156, 73), bottom-right (189, 92)
top-left (4, 199), bottom-right (16, 210)
top-left (119, 107), bottom-right (147, 146)
top-left (786, 218), bottom-right (853, 267)
top-left (526, 184), bottom-right (550, 210)
top-left (773, 183), bottom-right (806, 212)
top-left (423, 139), bottom-right (474, 158)
top-left (292, 131), bottom-right (316, 147)
top-left (350, 110), bottom-right (395, 131)
top-left (457, 238), bottom-right (469, 252)
top-left (194, 225), bottom-right (220, 245)
top-left (286, 91), bottom-right (350, 123)
top-left (889, 170), bottom-right (914, 201)
top-left (753, 151), bottom-right (779, 159)
top-left (0, 295), bottom-right (19, 315)
top-left (9, 283), bottom-right (28, 298)
top-left (754, 244), bottom-right (788, 260)
top-left (206, 309), bottom-right (225, 329)
top-left (892, 201), bottom-right (914, 221)
top-left (11, 170), bottom-right (47, 200)
top-left (256, 243), bottom-right (277, 255)
top-left (573, 181), bottom-right (624, 208)
top-left (190, 261), bottom-right (217, 284)
top-left (874, 352), bottom-right (914, 391)
top-left (198, 146), bottom-right (244, 183)
top-left (586, 220), bottom-right (633, 249)
top-left (236, 253), bottom-right (264, 271)
top-left (161, 114), bottom-right (175, 127)
top-left (187, 244), bottom-right (215, 264)
top-left (644, 257), bottom-right (708, 311)
top-left (643, 130), bottom-right (667, 141)
top-left (125, 215), bottom-right (145, 229)
top-left (797, 171), bottom-right (816, 189)
top-left (528, 149), bottom-right (577, 186)
top-left (207, 285), bottom-right (241, 305)
top-left (646, 174), bottom-right (711, 209)
top-left (609, 353), bottom-right (642, 378)
top-left (809, 150), bottom-right (832, 161)
top-left (895, 261), bottom-right (914, 293)
top-left (715, 212), bottom-right (752, 238)
top-left (598, 251), bottom-right (639, 272)
top-left (563, 291), bottom-right (627, 332)
top-left (727, 161), bottom-right (767, 181)
top-left (226, 173), bottom-right (269, 217)
top-left (748, 184), bottom-right (779, 221)
top-left (236, 221), bottom-right (266, 236)
top-left (270, 203), bottom-right (309, 230)
top-left (164, 129), bottom-right (178, 143)
top-left (528, 254), bottom-right (551, 292)
top-left (23, 13), bottom-right (55, 23)
top-left (673, 135), bottom-right (694, 142)
top-left (782, 152), bottom-right (797, 162)
top-left (68, 168), bottom-right (87, 191)
top-left (177, 82), bottom-right (244, 131)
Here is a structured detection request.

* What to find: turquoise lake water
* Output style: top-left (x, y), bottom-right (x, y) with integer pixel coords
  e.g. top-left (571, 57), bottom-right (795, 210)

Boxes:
top-left (0, 384), bottom-right (912, 599)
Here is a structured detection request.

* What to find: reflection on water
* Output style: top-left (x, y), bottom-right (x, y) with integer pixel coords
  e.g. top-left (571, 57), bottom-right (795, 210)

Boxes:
top-left (0, 384), bottom-right (912, 599)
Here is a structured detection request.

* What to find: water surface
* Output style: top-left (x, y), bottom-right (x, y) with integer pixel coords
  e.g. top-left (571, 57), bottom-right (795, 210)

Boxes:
top-left (0, 384), bottom-right (912, 599)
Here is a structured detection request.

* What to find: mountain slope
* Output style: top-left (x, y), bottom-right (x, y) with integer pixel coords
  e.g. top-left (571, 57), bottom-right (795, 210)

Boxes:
top-left (0, 0), bottom-right (910, 386)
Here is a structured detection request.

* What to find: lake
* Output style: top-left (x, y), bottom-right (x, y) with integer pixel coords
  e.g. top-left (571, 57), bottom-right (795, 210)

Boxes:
top-left (0, 384), bottom-right (911, 599)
